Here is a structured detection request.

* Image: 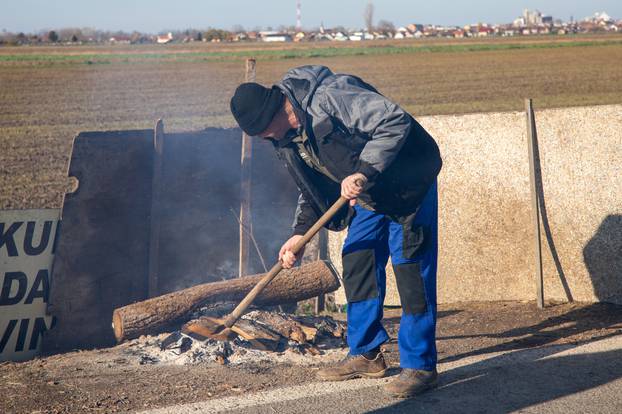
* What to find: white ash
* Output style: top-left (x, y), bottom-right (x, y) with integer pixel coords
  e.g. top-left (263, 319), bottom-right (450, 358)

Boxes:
top-left (118, 313), bottom-right (348, 367)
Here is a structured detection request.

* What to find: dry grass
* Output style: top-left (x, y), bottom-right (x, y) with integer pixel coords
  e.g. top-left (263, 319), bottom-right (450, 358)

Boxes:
top-left (1, 36), bottom-right (621, 209)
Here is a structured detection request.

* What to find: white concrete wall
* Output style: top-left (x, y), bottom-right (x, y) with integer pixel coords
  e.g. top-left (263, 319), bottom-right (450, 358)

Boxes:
top-left (328, 105), bottom-right (622, 305)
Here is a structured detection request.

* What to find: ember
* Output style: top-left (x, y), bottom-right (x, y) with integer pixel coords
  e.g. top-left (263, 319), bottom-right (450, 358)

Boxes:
top-left (120, 312), bottom-right (347, 367)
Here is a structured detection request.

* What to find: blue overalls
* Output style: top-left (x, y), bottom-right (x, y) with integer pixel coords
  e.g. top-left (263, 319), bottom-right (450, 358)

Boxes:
top-left (341, 181), bottom-right (438, 370)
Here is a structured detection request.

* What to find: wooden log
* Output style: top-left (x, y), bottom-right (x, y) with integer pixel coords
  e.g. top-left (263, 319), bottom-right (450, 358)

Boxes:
top-left (112, 260), bottom-right (340, 342)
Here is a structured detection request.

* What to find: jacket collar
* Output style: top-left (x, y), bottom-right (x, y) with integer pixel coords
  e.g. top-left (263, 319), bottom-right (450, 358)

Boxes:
top-left (272, 126), bottom-right (303, 148)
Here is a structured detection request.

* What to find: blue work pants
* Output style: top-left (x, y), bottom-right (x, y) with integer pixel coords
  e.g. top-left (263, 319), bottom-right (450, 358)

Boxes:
top-left (341, 182), bottom-right (438, 370)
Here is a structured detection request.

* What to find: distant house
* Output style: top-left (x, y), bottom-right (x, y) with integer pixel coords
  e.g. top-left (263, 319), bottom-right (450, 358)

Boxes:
top-left (332, 32), bottom-right (348, 41)
top-left (157, 32), bottom-right (173, 44)
top-left (478, 27), bottom-right (493, 37)
top-left (313, 32), bottom-right (334, 41)
top-left (503, 29), bottom-right (516, 36)
top-left (395, 27), bottom-right (413, 39)
top-left (109, 36), bottom-right (131, 44)
top-left (246, 31), bottom-right (259, 41)
top-left (407, 23), bottom-right (424, 33)
top-left (234, 32), bottom-right (248, 42)
top-left (453, 29), bottom-right (465, 38)
top-left (349, 32), bottom-right (363, 41)
top-left (261, 32), bottom-right (292, 42)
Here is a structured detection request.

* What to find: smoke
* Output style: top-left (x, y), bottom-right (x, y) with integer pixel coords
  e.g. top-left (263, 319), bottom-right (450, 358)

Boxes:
top-left (155, 127), bottom-right (299, 294)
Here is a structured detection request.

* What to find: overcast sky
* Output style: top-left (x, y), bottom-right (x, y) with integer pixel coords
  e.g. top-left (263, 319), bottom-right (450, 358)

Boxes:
top-left (2, 0), bottom-right (621, 33)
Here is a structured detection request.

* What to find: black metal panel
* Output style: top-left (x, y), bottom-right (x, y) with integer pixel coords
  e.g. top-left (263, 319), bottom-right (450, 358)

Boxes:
top-left (43, 130), bottom-right (154, 352)
top-left (43, 126), bottom-right (299, 352)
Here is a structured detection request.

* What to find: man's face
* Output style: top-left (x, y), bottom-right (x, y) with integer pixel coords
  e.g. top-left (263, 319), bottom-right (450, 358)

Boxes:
top-left (257, 105), bottom-right (294, 140)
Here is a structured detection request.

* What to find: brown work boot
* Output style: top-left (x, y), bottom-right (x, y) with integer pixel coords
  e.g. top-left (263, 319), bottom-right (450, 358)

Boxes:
top-left (384, 368), bottom-right (438, 398)
top-left (316, 352), bottom-right (388, 381)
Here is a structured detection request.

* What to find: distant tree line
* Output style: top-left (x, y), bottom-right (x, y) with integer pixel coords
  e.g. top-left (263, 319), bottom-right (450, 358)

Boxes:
top-left (0, 20), bottom-right (396, 46)
top-left (0, 27), bottom-right (243, 45)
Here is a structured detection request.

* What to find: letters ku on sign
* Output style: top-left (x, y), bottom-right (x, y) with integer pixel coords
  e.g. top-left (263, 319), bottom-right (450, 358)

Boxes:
top-left (1, 209), bottom-right (59, 361)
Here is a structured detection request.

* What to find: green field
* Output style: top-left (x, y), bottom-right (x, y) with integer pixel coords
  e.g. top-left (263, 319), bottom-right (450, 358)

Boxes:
top-left (1, 35), bottom-right (622, 209)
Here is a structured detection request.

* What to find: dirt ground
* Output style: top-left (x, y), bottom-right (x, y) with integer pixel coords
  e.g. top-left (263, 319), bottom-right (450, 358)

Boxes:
top-left (2, 300), bottom-right (621, 414)
top-left (2, 37), bottom-right (622, 210)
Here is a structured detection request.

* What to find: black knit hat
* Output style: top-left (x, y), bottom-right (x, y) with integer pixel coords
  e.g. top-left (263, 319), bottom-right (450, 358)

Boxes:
top-left (230, 83), bottom-right (284, 136)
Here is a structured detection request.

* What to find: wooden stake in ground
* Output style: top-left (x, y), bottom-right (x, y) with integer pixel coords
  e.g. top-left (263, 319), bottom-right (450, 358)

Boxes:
top-left (525, 99), bottom-right (544, 308)
top-left (239, 58), bottom-right (256, 278)
top-left (112, 260), bottom-right (340, 342)
top-left (148, 119), bottom-right (164, 297)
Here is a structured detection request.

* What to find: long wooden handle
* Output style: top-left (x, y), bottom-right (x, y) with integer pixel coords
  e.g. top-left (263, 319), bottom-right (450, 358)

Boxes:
top-left (223, 195), bottom-right (349, 328)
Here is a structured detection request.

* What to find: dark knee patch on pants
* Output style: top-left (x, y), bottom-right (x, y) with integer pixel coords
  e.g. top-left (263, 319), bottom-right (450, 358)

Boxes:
top-left (393, 262), bottom-right (427, 314)
top-left (402, 224), bottom-right (429, 259)
top-left (394, 212), bottom-right (430, 260)
top-left (342, 249), bottom-right (378, 302)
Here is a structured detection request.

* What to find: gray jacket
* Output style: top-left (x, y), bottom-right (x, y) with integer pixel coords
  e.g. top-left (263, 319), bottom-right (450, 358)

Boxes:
top-left (274, 65), bottom-right (441, 235)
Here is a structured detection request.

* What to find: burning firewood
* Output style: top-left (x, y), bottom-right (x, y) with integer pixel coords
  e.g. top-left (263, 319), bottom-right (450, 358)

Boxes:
top-left (182, 317), bottom-right (284, 351)
top-left (179, 310), bottom-right (347, 353)
top-left (246, 311), bottom-right (317, 344)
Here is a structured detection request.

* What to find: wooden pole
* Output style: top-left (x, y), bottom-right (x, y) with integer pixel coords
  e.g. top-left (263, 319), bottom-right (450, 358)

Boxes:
top-left (525, 99), bottom-right (544, 308)
top-left (148, 119), bottom-right (165, 297)
top-left (239, 58), bottom-right (256, 277)
top-left (314, 229), bottom-right (328, 313)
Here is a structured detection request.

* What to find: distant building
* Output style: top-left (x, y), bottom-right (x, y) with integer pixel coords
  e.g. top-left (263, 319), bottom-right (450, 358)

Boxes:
top-left (332, 32), bottom-right (348, 41)
top-left (524, 9), bottom-right (543, 26)
top-left (407, 23), bottom-right (424, 33)
top-left (589, 12), bottom-right (613, 23)
top-left (261, 32), bottom-right (292, 42)
top-left (349, 32), bottom-right (363, 41)
top-left (233, 32), bottom-right (248, 42)
top-left (109, 36), bottom-right (131, 44)
top-left (157, 32), bottom-right (173, 44)
top-left (478, 26), bottom-right (493, 37)
top-left (394, 27), bottom-right (413, 39)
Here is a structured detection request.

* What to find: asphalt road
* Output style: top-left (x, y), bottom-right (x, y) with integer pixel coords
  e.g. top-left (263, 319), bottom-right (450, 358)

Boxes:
top-left (142, 334), bottom-right (622, 414)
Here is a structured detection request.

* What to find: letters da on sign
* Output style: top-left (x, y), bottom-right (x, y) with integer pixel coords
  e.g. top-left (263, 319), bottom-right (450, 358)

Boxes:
top-left (1, 210), bottom-right (59, 361)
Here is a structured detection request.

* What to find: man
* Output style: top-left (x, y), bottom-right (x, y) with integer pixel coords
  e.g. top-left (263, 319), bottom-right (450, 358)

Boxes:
top-left (230, 65), bottom-right (442, 397)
